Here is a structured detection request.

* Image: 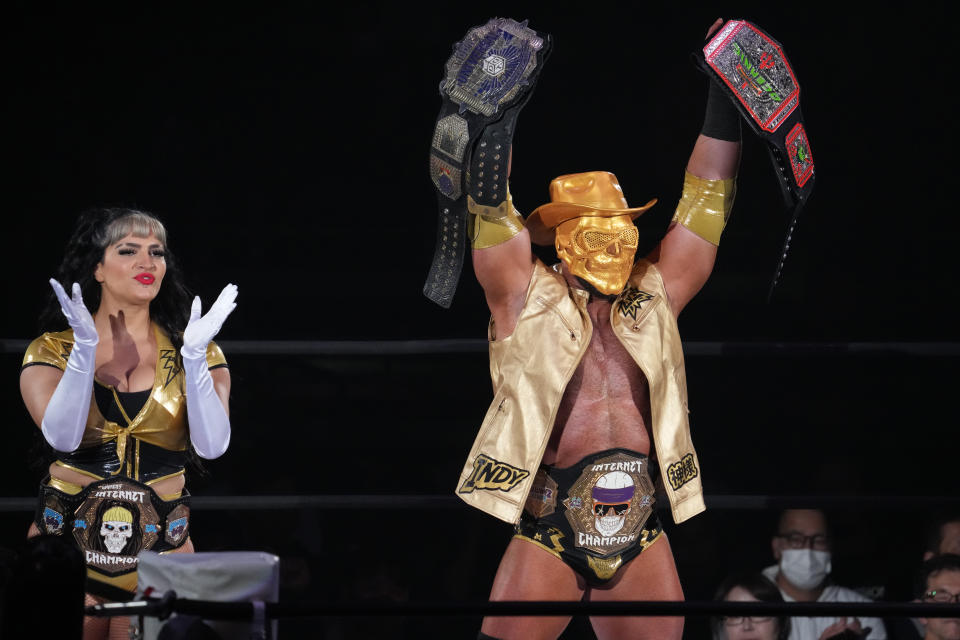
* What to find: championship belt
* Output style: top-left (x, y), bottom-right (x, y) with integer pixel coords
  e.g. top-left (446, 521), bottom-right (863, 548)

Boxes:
top-left (561, 452), bottom-right (656, 558)
top-left (693, 20), bottom-right (815, 299)
top-left (36, 476), bottom-right (191, 598)
top-left (424, 17), bottom-right (552, 308)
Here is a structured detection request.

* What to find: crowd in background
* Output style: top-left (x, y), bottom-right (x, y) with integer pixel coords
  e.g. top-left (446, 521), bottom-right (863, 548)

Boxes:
top-left (2, 510), bottom-right (957, 638)
top-left (713, 510), bottom-right (960, 640)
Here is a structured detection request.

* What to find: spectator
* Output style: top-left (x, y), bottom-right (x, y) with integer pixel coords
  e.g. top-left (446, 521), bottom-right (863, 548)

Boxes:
top-left (713, 570), bottom-right (791, 640)
top-left (762, 509), bottom-right (887, 639)
top-left (886, 513), bottom-right (960, 640)
top-left (915, 554), bottom-right (960, 640)
top-left (924, 514), bottom-right (960, 561)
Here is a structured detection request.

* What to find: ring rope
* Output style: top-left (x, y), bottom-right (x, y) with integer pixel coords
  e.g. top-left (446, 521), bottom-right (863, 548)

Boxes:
top-left (87, 596), bottom-right (960, 620)
top-left (3, 339), bottom-right (959, 357)
top-left (3, 493), bottom-right (958, 513)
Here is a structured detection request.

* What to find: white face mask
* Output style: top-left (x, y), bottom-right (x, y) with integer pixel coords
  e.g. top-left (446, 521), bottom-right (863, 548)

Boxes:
top-left (779, 548), bottom-right (831, 590)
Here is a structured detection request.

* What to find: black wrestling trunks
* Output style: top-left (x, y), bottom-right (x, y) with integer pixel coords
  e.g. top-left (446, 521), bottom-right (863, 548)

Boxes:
top-left (514, 449), bottom-right (663, 587)
top-left (35, 476), bottom-right (190, 600)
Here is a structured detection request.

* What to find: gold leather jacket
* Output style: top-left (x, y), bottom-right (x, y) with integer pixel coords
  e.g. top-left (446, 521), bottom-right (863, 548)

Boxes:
top-left (456, 258), bottom-right (705, 525)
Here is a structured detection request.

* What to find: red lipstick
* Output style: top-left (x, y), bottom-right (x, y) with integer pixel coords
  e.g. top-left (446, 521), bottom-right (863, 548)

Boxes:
top-left (134, 273), bottom-right (155, 285)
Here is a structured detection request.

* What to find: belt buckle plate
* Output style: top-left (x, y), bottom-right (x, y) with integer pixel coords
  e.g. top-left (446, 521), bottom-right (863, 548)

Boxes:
top-left (72, 477), bottom-right (162, 577)
top-left (703, 20), bottom-right (800, 134)
top-left (562, 452), bottom-right (656, 557)
top-left (441, 17), bottom-right (545, 118)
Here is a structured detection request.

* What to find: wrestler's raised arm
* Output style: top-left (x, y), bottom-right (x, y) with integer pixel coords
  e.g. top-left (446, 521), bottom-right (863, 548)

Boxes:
top-left (649, 18), bottom-right (741, 317)
top-left (21, 280), bottom-right (99, 452)
top-left (424, 19), bottom-right (550, 316)
top-left (470, 149), bottom-right (535, 339)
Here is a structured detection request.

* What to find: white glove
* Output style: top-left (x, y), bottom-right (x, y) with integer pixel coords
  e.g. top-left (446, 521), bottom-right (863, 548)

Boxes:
top-left (41, 279), bottom-right (99, 452)
top-left (181, 284), bottom-right (237, 459)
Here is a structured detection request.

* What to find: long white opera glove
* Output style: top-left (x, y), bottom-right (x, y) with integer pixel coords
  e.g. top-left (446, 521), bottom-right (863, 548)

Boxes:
top-left (41, 279), bottom-right (99, 452)
top-left (181, 284), bottom-right (237, 459)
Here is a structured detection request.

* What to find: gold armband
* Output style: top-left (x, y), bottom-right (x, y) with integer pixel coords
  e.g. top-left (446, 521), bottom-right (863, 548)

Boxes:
top-left (467, 185), bottom-right (525, 249)
top-left (671, 171), bottom-right (737, 246)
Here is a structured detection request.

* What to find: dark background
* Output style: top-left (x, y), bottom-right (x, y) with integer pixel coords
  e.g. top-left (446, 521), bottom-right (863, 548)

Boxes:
top-left (1, 4), bottom-right (956, 638)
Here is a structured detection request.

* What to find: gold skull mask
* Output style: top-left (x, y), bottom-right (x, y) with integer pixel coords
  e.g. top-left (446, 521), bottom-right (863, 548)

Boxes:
top-left (555, 214), bottom-right (639, 295)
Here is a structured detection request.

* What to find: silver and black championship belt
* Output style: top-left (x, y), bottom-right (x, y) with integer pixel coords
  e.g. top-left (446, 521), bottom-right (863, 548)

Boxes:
top-left (424, 18), bottom-right (552, 308)
top-left (694, 20), bottom-right (815, 299)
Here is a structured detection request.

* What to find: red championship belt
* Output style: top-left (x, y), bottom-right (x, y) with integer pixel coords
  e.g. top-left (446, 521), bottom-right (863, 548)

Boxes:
top-left (694, 20), bottom-right (815, 299)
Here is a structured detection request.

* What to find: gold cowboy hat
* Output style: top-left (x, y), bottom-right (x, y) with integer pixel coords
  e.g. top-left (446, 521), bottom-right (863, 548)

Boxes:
top-left (525, 171), bottom-right (657, 245)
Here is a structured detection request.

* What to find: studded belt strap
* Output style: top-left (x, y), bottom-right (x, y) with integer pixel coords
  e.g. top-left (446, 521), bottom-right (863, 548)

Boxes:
top-left (693, 20), bottom-right (816, 299)
top-left (424, 17), bottom-right (552, 308)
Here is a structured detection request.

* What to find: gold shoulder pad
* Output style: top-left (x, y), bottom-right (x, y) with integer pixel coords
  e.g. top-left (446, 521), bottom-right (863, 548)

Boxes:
top-left (22, 330), bottom-right (74, 370)
top-left (205, 341), bottom-right (228, 369)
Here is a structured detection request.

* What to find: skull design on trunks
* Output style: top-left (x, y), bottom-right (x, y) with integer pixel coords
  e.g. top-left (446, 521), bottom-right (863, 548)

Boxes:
top-left (592, 471), bottom-right (635, 537)
top-left (100, 506), bottom-right (134, 554)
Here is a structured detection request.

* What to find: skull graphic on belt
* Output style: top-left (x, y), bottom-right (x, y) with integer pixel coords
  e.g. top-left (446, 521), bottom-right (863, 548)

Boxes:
top-left (100, 506), bottom-right (134, 554)
top-left (592, 471), bottom-right (635, 537)
top-left (555, 215), bottom-right (639, 296)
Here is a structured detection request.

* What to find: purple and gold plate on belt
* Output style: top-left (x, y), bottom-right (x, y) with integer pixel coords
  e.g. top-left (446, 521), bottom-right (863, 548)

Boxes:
top-left (425, 18), bottom-right (551, 308)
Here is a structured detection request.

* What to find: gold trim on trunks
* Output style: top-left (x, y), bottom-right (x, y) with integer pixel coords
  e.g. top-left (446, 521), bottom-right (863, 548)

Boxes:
top-left (150, 470), bottom-right (186, 502)
top-left (639, 526), bottom-right (663, 551)
top-left (53, 461), bottom-right (105, 481)
top-left (87, 567), bottom-right (139, 593)
top-left (146, 469), bottom-right (186, 486)
top-left (587, 554), bottom-right (623, 580)
top-left (47, 476), bottom-right (84, 495)
top-left (513, 533), bottom-right (563, 560)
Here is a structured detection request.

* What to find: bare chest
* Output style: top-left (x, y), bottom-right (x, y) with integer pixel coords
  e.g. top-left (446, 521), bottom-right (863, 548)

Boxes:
top-left (547, 300), bottom-right (652, 465)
